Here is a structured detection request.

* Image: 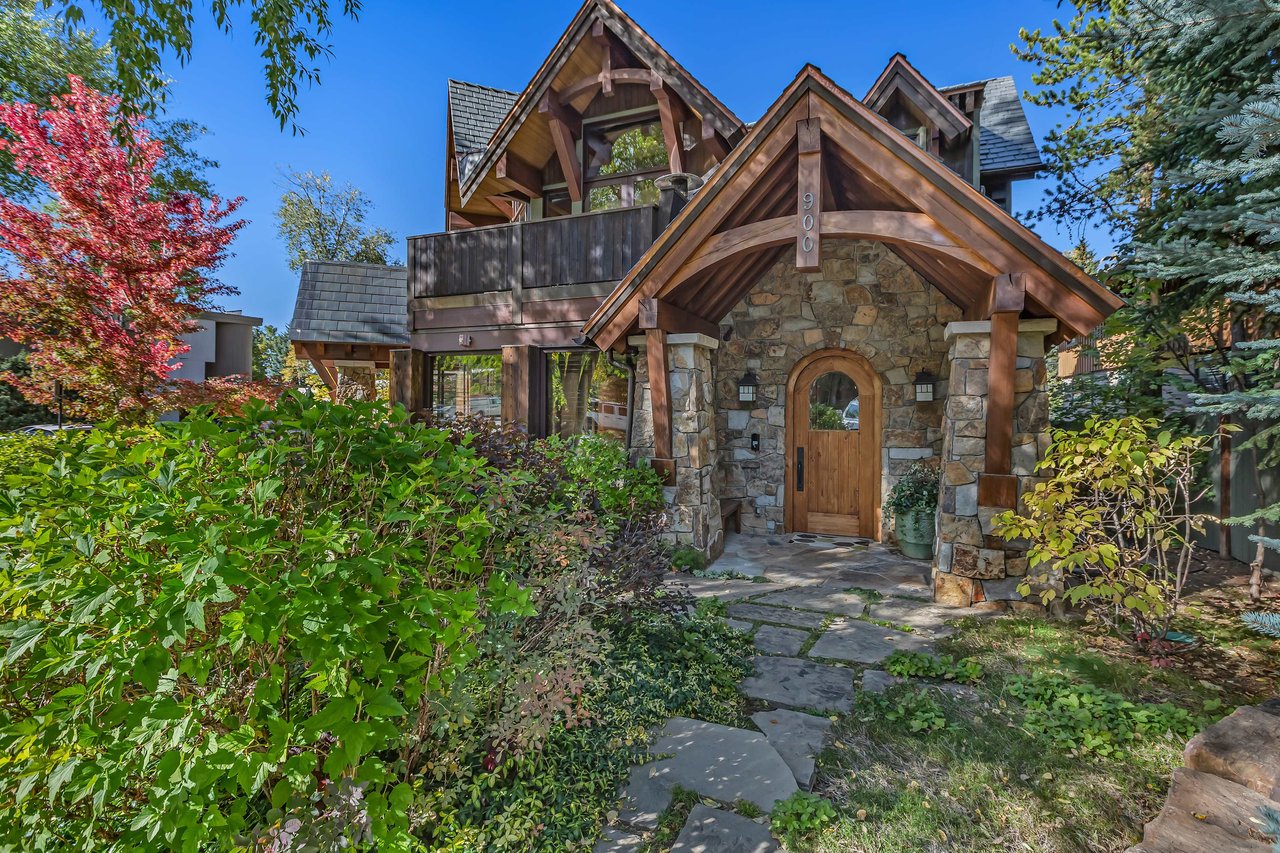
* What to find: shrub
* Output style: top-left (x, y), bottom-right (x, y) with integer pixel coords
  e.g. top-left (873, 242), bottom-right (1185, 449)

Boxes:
top-left (770, 790), bottom-right (837, 844)
top-left (546, 431), bottom-right (664, 519)
top-left (809, 402), bottom-right (845, 431)
top-left (672, 544), bottom-right (707, 573)
top-left (1243, 611), bottom-right (1280, 638)
top-left (1005, 673), bottom-right (1203, 757)
top-left (994, 417), bottom-right (1212, 639)
top-left (858, 688), bottom-right (951, 734)
top-left (0, 432), bottom-right (54, 479)
top-left (0, 395), bottom-right (534, 850)
top-left (883, 650), bottom-right (984, 684)
top-left (885, 462), bottom-right (940, 521)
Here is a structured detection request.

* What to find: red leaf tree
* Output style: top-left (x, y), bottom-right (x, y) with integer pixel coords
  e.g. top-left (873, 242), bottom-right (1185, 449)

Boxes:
top-left (0, 76), bottom-right (269, 422)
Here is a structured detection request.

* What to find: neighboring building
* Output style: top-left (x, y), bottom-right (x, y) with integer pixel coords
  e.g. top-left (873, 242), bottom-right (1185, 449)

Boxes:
top-left (171, 311), bottom-right (262, 383)
top-left (290, 0), bottom-right (1123, 605)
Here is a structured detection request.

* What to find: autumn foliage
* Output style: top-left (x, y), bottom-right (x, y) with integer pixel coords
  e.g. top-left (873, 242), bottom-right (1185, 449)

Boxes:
top-left (0, 76), bottom-right (273, 421)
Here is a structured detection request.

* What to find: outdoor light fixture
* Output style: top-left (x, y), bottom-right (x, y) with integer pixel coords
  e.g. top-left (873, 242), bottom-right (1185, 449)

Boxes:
top-left (914, 370), bottom-right (937, 403)
top-left (737, 371), bottom-right (759, 403)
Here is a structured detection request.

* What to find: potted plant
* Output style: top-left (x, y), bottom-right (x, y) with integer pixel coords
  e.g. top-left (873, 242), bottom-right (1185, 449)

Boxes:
top-left (886, 462), bottom-right (940, 560)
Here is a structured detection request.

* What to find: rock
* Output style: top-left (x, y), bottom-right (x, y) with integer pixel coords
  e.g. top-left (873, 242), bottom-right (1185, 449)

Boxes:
top-left (721, 617), bottom-right (754, 633)
top-left (1160, 767), bottom-right (1277, 842)
top-left (670, 804), bottom-right (779, 852)
top-left (751, 709), bottom-right (833, 789)
top-left (594, 827), bottom-right (645, 852)
top-left (864, 600), bottom-right (964, 637)
top-left (860, 669), bottom-right (902, 694)
top-left (807, 619), bottom-right (932, 665)
top-left (753, 625), bottom-right (810, 656)
top-left (1184, 706), bottom-right (1280, 800)
top-left (740, 656), bottom-right (856, 713)
top-left (727, 603), bottom-right (829, 629)
top-left (978, 577), bottom-right (1025, 602)
top-left (749, 587), bottom-right (868, 618)
top-left (1128, 797), bottom-right (1273, 853)
top-left (623, 718), bottom-right (798, 817)
top-left (933, 572), bottom-right (975, 606)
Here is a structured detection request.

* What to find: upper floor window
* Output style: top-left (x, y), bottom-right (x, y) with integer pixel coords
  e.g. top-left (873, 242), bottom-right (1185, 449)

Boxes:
top-left (584, 115), bottom-right (669, 211)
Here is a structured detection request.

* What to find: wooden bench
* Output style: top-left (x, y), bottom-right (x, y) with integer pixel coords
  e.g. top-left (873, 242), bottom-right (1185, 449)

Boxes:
top-left (720, 499), bottom-right (743, 534)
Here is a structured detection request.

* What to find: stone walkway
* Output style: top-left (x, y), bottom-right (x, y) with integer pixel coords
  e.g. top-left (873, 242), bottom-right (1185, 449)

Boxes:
top-left (594, 534), bottom-right (968, 851)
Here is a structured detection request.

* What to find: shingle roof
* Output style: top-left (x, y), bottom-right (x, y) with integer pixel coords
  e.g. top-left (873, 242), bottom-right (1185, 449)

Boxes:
top-left (448, 79), bottom-right (519, 182)
top-left (941, 75), bottom-right (1042, 175)
top-left (290, 261), bottom-right (409, 346)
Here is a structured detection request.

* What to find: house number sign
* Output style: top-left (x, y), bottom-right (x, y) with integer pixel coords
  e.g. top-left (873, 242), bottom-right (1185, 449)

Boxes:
top-left (800, 191), bottom-right (816, 253)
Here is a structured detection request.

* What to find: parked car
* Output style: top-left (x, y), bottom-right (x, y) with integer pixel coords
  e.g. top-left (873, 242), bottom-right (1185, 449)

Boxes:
top-left (842, 399), bottom-right (860, 430)
top-left (8, 423), bottom-right (93, 436)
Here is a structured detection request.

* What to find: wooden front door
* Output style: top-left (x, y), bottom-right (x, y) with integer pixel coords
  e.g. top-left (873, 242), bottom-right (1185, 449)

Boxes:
top-left (785, 350), bottom-right (881, 538)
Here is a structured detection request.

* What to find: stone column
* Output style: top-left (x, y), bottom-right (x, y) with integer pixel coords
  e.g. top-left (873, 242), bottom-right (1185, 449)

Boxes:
top-left (633, 333), bottom-right (724, 558)
top-left (934, 319), bottom-right (1055, 607)
top-left (336, 364), bottom-right (379, 402)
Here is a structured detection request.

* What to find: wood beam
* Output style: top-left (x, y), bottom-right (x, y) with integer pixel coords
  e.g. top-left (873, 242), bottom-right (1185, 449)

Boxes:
top-left (390, 348), bottom-right (426, 412)
top-left (972, 272), bottom-right (1027, 319)
top-left (539, 90), bottom-right (583, 203)
top-left (638, 297), bottom-right (719, 338)
top-left (796, 117), bottom-right (822, 271)
top-left (560, 67), bottom-right (659, 104)
top-left (979, 310), bottom-right (1019, 508)
top-left (501, 344), bottom-right (542, 431)
top-left (645, 328), bottom-right (675, 485)
top-left (652, 81), bottom-right (686, 175)
top-left (448, 210), bottom-right (508, 230)
top-left (701, 121), bottom-right (729, 161)
top-left (495, 152), bottom-right (543, 200)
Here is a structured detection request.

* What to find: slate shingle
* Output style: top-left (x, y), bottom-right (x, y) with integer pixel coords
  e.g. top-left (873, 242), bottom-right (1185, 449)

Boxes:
top-left (448, 79), bottom-right (519, 183)
top-left (290, 261), bottom-right (409, 346)
top-left (941, 75), bottom-right (1042, 175)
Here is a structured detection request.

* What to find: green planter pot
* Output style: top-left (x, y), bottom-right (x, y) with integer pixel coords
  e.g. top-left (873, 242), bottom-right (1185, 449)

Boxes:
top-left (895, 508), bottom-right (936, 560)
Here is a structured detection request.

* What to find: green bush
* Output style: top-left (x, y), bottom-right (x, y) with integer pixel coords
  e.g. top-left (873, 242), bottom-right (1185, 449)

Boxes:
top-left (885, 462), bottom-right (940, 521)
top-left (0, 395), bottom-right (534, 851)
top-left (0, 353), bottom-right (54, 432)
top-left (672, 544), bottom-right (707, 573)
top-left (0, 433), bottom-right (53, 479)
top-left (1005, 673), bottom-right (1203, 757)
top-left (809, 402), bottom-right (845, 431)
top-left (544, 431), bottom-right (664, 520)
top-left (770, 790), bottom-right (837, 844)
top-left (859, 687), bottom-right (951, 734)
top-left (883, 650), bottom-right (984, 684)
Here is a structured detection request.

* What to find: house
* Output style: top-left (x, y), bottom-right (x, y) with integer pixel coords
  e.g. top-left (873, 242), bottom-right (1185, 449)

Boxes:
top-left (290, 0), bottom-right (1123, 606)
top-left (170, 311), bottom-right (262, 384)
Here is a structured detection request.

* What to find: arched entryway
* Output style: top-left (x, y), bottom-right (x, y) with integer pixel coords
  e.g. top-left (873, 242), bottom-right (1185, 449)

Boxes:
top-left (784, 349), bottom-right (882, 538)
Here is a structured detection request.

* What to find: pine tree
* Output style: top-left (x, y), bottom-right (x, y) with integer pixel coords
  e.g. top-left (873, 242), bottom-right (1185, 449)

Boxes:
top-left (1128, 12), bottom-right (1280, 599)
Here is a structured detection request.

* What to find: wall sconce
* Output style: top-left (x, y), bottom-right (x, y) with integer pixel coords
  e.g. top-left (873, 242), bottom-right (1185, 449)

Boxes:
top-left (737, 371), bottom-right (759, 403)
top-left (913, 370), bottom-right (937, 403)
top-left (458, 334), bottom-right (473, 348)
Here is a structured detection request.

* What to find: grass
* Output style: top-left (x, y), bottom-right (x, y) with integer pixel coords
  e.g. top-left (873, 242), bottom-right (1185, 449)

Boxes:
top-left (797, 608), bottom-right (1276, 853)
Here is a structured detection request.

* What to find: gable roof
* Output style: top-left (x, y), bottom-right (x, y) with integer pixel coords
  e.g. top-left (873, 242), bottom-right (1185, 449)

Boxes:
top-left (290, 261), bottom-right (409, 346)
top-left (941, 76), bottom-right (1042, 175)
top-left (584, 65), bottom-right (1120, 350)
top-left (865, 53), bottom-right (971, 143)
top-left (448, 80), bottom-right (519, 183)
top-left (455, 0), bottom-right (745, 208)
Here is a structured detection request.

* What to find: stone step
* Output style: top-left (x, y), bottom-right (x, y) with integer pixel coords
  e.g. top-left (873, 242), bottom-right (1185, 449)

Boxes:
top-left (1184, 705), bottom-right (1280, 800)
top-left (739, 655), bottom-right (856, 714)
top-left (807, 618), bottom-right (933, 665)
top-left (617, 717), bottom-right (799, 830)
top-left (751, 708), bottom-right (834, 789)
top-left (670, 804), bottom-right (779, 853)
top-left (752, 624), bottom-right (810, 656)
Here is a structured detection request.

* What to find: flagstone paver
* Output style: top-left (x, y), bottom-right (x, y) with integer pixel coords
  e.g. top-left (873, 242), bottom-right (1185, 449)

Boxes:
top-left (676, 576), bottom-right (768, 601)
top-left (670, 805), bottom-right (780, 852)
top-left (752, 624), bottom-right (810, 656)
top-left (726, 602), bottom-right (829, 629)
top-left (864, 599), bottom-right (963, 637)
top-left (721, 617), bottom-right (754, 633)
top-left (593, 827), bottom-right (644, 852)
top-left (751, 709), bottom-right (833, 789)
top-left (739, 655), bottom-right (856, 713)
top-left (861, 669), bottom-right (903, 694)
top-left (749, 587), bottom-right (869, 617)
top-left (807, 618), bottom-right (933, 664)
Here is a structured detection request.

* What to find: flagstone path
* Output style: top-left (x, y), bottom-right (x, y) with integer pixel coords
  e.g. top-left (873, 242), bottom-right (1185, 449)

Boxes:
top-left (593, 534), bottom-right (982, 852)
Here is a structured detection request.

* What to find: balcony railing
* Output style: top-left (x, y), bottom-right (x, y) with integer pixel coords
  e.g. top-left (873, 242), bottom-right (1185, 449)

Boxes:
top-left (409, 205), bottom-right (659, 300)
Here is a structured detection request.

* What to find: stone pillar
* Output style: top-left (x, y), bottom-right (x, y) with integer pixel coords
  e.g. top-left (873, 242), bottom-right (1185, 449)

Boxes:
top-left (934, 319), bottom-right (1055, 607)
top-left (336, 364), bottom-right (379, 402)
top-left (632, 333), bottom-right (723, 558)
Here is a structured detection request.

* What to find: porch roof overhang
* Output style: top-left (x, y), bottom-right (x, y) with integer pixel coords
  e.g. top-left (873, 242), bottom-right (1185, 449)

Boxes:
top-left (582, 65), bottom-right (1123, 352)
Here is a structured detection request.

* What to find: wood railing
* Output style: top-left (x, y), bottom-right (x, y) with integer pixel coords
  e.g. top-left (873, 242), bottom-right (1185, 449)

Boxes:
top-left (408, 205), bottom-right (658, 299)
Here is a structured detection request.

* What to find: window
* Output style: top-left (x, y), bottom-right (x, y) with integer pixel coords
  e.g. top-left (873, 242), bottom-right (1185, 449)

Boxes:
top-left (583, 115), bottom-right (669, 212)
top-left (809, 371), bottom-right (859, 431)
top-left (431, 354), bottom-right (502, 421)
top-left (547, 350), bottom-right (629, 438)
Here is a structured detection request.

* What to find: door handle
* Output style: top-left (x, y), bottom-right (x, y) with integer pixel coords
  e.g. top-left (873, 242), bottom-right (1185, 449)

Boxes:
top-left (796, 447), bottom-right (805, 492)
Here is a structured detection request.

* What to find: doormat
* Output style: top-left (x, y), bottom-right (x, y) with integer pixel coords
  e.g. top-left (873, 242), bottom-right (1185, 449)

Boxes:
top-left (789, 533), bottom-right (872, 549)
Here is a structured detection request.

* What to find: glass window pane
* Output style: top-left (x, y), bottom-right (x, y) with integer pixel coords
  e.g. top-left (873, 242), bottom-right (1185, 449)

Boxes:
top-left (585, 118), bottom-right (668, 179)
top-left (809, 371), bottom-right (859, 430)
top-left (432, 354), bottom-right (503, 422)
top-left (547, 351), bottom-right (629, 438)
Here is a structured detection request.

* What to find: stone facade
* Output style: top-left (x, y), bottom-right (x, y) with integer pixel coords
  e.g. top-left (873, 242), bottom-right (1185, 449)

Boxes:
top-left (932, 319), bottom-right (1055, 607)
top-left (630, 334), bottom-right (724, 555)
top-left (713, 240), bottom-right (961, 537)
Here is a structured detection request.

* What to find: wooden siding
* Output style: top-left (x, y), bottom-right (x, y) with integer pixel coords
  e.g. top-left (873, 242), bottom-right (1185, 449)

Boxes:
top-left (409, 204), bottom-right (657, 302)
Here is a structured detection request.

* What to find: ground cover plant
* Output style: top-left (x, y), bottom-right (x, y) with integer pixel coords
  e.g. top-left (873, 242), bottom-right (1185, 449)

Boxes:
top-left (0, 395), bottom-right (748, 851)
top-left (803, 592), bottom-right (1276, 853)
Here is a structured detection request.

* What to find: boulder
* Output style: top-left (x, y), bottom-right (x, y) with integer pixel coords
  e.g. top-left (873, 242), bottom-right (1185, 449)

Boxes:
top-left (1184, 706), bottom-right (1280, 801)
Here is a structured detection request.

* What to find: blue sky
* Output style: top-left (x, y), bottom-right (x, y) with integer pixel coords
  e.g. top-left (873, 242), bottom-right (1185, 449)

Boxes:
top-left (137, 0), bottom-right (1095, 328)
